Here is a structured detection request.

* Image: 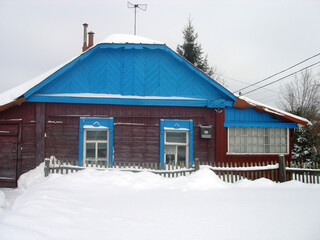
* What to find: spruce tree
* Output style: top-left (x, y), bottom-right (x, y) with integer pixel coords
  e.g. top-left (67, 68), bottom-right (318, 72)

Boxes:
top-left (177, 18), bottom-right (214, 77)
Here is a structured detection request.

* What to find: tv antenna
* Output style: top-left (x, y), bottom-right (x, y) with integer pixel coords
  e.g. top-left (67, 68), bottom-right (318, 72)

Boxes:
top-left (127, 1), bottom-right (147, 35)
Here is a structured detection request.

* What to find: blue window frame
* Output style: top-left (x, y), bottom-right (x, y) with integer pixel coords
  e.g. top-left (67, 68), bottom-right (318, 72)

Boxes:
top-left (79, 118), bottom-right (114, 166)
top-left (160, 119), bottom-right (193, 169)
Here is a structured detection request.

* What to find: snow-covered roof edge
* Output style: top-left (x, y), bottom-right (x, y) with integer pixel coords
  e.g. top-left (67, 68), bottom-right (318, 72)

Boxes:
top-left (233, 96), bottom-right (311, 126)
top-left (0, 34), bottom-right (165, 109)
top-left (100, 34), bottom-right (164, 45)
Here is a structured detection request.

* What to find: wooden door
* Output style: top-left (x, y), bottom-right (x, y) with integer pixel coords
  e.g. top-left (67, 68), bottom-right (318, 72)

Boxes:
top-left (0, 124), bottom-right (18, 187)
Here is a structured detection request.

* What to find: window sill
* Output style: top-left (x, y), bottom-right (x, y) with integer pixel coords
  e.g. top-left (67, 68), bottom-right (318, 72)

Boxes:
top-left (226, 153), bottom-right (289, 155)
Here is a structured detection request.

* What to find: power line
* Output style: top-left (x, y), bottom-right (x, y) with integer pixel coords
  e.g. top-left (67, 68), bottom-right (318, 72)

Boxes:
top-left (224, 75), bottom-right (281, 94)
top-left (243, 61), bottom-right (320, 95)
top-left (234, 52), bottom-right (320, 93)
top-left (223, 75), bottom-right (251, 85)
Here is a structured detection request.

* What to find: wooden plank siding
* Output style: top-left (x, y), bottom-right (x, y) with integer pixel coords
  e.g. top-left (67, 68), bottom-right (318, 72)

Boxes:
top-left (0, 124), bottom-right (18, 187)
top-left (0, 103), bottom-right (36, 186)
top-left (44, 103), bottom-right (217, 164)
top-left (0, 101), bottom-right (293, 187)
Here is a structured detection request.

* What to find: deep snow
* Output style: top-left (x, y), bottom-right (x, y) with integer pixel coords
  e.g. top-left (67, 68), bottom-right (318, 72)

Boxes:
top-left (0, 164), bottom-right (319, 240)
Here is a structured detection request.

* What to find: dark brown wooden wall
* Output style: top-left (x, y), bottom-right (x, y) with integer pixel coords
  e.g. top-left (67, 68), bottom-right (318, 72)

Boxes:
top-left (0, 103), bottom-right (36, 187)
top-left (44, 103), bottom-right (217, 164)
top-left (0, 101), bottom-right (292, 187)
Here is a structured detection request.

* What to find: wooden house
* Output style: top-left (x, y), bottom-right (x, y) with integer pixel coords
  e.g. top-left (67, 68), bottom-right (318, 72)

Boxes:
top-left (0, 30), bottom-right (310, 187)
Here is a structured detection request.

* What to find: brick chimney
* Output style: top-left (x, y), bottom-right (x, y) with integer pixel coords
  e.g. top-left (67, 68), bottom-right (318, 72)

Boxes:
top-left (88, 31), bottom-right (95, 48)
top-left (82, 23), bottom-right (88, 52)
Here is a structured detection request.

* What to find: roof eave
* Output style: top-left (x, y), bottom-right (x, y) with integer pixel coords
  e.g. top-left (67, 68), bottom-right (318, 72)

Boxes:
top-left (233, 97), bottom-right (311, 126)
top-left (0, 97), bottom-right (26, 112)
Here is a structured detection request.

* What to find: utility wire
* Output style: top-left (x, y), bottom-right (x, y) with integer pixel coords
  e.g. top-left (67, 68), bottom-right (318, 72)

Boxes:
top-left (243, 61), bottom-right (320, 95)
top-left (224, 75), bottom-right (281, 94)
top-left (234, 52), bottom-right (320, 93)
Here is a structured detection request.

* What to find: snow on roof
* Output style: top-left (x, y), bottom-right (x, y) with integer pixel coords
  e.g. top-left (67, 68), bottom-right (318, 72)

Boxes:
top-left (34, 93), bottom-right (204, 100)
top-left (234, 96), bottom-right (311, 126)
top-left (100, 34), bottom-right (164, 45)
top-left (0, 34), bottom-right (165, 109)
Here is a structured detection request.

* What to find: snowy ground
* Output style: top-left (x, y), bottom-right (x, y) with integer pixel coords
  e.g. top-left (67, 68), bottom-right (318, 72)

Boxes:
top-left (0, 164), bottom-right (319, 240)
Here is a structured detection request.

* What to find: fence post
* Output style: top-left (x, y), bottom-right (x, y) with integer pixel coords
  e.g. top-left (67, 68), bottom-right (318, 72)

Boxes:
top-left (44, 158), bottom-right (50, 177)
top-left (194, 158), bottom-right (200, 171)
top-left (278, 155), bottom-right (286, 183)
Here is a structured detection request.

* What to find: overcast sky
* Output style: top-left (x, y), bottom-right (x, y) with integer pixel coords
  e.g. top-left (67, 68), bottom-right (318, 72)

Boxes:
top-left (0, 0), bottom-right (319, 108)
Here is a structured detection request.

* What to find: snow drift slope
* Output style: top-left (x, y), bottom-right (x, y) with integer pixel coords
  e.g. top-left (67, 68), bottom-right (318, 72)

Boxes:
top-left (0, 167), bottom-right (319, 240)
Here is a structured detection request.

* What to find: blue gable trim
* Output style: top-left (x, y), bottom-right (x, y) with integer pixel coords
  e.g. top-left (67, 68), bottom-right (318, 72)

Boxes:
top-left (224, 108), bottom-right (298, 128)
top-left (160, 119), bottom-right (193, 169)
top-left (26, 94), bottom-right (234, 108)
top-left (23, 43), bottom-right (236, 108)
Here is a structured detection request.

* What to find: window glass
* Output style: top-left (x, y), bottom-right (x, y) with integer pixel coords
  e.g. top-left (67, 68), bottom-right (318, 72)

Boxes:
top-left (270, 137), bottom-right (275, 144)
top-left (258, 128), bottom-right (264, 135)
top-left (252, 128), bottom-right (258, 135)
top-left (165, 145), bottom-right (176, 154)
top-left (98, 143), bottom-right (107, 158)
top-left (252, 145), bottom-right (259, 153)
top-left (177, 146), bottom-right (186, 164)
top-left (166, 132), bottom-right (187, 143)
top-left (229, 136), bottom-right (235, 145)
top-left (241, 145), bottom-right (247, 153)
top-left (281, 128), bottom-right (287, 136)
top-left (258, 145), bottom-right (264, 153)
top-left (229, 127), bottom-right (235, 136)
top-left (270, 128), bottom-right (275, 135)
top-left (258, 136), bottom-right (264, 144)
top-left (229, 144), bottom-right (235, 153)
top-left (241, 128), bottom-right (247, 135)
top-left (86, 131), bottom-right (108, 141)
top-left (165, 146), bottom-right (176, 164)
top-left (235, 136), bottom-right (241, 144)
top-left (235, 127), bottom-right (241, 135)
top-left (86, 143), bottom-right (95, 159)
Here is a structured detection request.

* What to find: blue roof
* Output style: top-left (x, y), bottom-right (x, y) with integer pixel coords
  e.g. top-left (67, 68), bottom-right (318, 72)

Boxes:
top-left (24, 42), bottom-right (236, 108)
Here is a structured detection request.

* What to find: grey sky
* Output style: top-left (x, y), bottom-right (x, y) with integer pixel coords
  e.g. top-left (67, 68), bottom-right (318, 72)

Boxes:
top-left (0, 0), bottom-right (319, 108)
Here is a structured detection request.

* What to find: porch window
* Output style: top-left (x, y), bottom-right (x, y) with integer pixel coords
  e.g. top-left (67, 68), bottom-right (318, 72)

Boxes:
top-left (160, 119), bottom-right (193, 169)
top-left (79, 118), bottom-right (113, 166)
top-left (228, 127), bottom-right (288, 154)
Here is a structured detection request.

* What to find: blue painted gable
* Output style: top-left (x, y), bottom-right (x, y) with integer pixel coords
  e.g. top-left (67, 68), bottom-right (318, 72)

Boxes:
top-left (25, 44), bottom-right (236, 108)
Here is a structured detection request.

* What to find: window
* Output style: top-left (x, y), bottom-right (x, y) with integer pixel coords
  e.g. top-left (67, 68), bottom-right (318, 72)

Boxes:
top-left (79, 118), bottom-right (113, 166)
top-left (164, 131), bottom-right (188, 166)
top-left (84, 130), bottom-right (108, 164)
top-left (228, 127), bottom-right (288, 154)
top-left (160, 120), bottom-right (193, 169)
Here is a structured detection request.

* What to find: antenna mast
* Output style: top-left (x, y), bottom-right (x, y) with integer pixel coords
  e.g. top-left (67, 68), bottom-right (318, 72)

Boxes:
top-left (127, 1), bottom-right (147, 35)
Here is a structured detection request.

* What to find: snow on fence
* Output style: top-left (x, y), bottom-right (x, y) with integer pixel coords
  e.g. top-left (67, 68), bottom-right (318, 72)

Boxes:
top-left (44, 156), bottom-right (320, 184)
top-left (44, 156), bottom-right (197, 178)
top-left (200, 162), bottom-right (280, 183)
top-left (286, 161), bottom-right (320, 184)
top-left (201, 156), bottom-right (320, 184)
